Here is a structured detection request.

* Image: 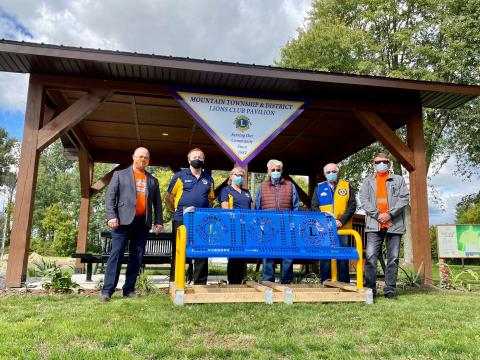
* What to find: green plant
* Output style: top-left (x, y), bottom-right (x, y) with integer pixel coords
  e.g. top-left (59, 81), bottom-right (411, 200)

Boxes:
top-left (95, 279), bottom-right (104, 290)
top-left (135, 270), bottom-right (157, 295)
top-left (398, 263), bottom-right (424, 289)
top-left (41, 265), bottom-right (80, 293)
top-left (440, 263), bottom-right (480, 291)
top-left (244, 265), bottom-right (261, 282)
top-left (32, 257), bottom-right (58, 276)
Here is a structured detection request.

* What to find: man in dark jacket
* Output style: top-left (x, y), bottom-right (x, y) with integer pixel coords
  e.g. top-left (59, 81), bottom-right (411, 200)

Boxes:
top-left (255, 159), bottom-right (299, 284)
top-left (101, 147), bottom-right (163, 301)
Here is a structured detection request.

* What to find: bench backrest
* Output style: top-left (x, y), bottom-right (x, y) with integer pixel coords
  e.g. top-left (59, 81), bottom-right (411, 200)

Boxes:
top-left (183, 208), bottom-right (358, 260)
top-left (100, 232), bottom-right (172, 255)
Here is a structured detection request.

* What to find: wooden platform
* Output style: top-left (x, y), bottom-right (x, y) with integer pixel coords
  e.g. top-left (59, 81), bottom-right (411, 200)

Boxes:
top-left (170, 281), bottom-right (373, 305)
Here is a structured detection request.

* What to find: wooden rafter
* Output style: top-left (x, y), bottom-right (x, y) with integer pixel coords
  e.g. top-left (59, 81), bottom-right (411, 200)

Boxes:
top-left (353, 110), bottom-right (415, 171)
top-left (37, 89), bottom-right (111, 151)
top-left (131, 96), bottom-right (141, 145)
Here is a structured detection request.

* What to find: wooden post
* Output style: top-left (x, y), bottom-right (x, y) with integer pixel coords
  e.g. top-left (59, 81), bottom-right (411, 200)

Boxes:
top-left (6, 76), bottom-right (45, 287)
top-left (407, 110), bottom-right (432, 283)
top-left (75, 146), bottom-right (93, 272)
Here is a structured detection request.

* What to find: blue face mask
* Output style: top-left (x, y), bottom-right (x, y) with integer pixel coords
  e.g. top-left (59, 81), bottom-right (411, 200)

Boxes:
top-left (325, 173), bottom-right (337, 183)
top-left (233, 175), bottom-right (243, 186)
top-left (375, 163), bottom-right (389, 173)
top-left (271, 171), bottom-right (282, 180)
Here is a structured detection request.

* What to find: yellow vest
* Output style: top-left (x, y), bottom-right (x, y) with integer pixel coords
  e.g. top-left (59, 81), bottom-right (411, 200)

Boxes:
top-left (318, 179), bottom-right (353, 229)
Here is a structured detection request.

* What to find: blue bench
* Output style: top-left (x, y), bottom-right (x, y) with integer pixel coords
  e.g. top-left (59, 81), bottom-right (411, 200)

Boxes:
top-left (172, 207), bottom-right (369, 305)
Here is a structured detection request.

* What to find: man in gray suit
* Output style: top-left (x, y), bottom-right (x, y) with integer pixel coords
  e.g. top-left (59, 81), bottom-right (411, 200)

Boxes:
top-left (101, 147), bottom-right (163, 301)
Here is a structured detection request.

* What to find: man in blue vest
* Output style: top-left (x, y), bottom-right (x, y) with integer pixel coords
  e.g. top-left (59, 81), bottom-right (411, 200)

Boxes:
top-left (311, 163), bottom-right (357, 284)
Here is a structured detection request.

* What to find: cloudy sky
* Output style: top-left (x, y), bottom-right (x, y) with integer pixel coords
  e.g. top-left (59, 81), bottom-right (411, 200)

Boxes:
top-left (0, 0), bottom-right (478, 223)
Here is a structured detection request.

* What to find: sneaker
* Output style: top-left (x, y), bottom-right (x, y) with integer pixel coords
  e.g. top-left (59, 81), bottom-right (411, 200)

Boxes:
top-left (100, 294), bottom-right (112, 302)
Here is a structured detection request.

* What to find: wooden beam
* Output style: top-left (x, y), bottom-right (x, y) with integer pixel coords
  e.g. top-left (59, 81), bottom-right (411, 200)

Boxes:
top-left (407, 110), bottom-right (432, 284)
top-left (284, 174), bottom-right (311, 209)
top-left (131, 96), bottom-right (141, 145)
top-left (35, 74), bottom-right (171, 96)
top-left (6, 76), bottom-right (44, 287)
top-left (36, 89), bottom-right (111, 151)
top-left (89, 164), bottom-right (128, 197)
top-left (354, 110), bottom-right (415, 171)
top-left (214, 177), bottom-right (229, 198)
top-left (279, 115), bottom-right (322, 155)
top-left (187, 123), bottom-right (196, 149)
top-left (76, 146), bottom-right (93, 271)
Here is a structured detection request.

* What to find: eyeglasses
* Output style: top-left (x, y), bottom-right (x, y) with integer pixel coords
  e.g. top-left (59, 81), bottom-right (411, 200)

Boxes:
top-left (271, 169), bottom-right (282, 172)
top-left (325, 170), bottom-right (337, 175)
top-left (374, 160), bottom-right (390, 165)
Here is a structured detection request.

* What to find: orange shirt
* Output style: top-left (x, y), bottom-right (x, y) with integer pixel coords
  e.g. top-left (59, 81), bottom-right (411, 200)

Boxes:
top-left (376, 172), bottom-right (389, 228)
top-left (134, 170), bottom-right (146, 216)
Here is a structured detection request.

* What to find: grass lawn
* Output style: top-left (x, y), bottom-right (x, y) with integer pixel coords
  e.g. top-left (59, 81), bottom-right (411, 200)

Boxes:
top-left (0, 289), bottom-right (479, 359)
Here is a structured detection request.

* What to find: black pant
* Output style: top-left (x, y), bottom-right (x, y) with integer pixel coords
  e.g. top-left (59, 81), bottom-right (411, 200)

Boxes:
top-left (102, 216), bottom-right (148, 296)
top-left (171, 219), bottom-right (209, 285)
top-left (227, 258), bottom-right (246, 284)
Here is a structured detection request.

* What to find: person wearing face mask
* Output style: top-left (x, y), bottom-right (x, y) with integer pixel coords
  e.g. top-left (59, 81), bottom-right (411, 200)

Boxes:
top-left (255, 159), bottom-right (299, 284)
top-left (101, 147), bottom-right (163, 301)
top-left (311, 163), bottom-right (357, 284)
top-left (218, 167), bottom-right (252, 284)
top-left (166, 148), bottom-right (215, 284)
top-left (359, 153), bottom-right (409, 299)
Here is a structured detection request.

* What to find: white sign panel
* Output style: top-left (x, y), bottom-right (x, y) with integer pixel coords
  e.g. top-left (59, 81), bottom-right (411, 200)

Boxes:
top-left (173, 90), bottom-right (306, 166)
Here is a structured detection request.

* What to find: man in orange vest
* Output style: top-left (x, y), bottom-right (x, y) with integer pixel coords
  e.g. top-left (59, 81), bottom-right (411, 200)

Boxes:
top-left (311, 163), bottom-right (357, 283)
top-left (359, 153), bottom-right (409, 299)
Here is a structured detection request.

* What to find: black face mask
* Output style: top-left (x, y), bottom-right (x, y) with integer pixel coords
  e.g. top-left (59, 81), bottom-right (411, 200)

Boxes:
top-left (190, 159), bottom-right (204, 169)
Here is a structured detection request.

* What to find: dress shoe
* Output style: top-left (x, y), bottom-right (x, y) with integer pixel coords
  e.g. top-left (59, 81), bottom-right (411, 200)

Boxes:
top-left (123, 292), bottom-right (139, 298)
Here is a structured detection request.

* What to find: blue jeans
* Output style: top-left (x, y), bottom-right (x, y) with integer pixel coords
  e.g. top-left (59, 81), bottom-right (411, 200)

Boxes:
top-left (320, 235), bottom-right (350, 283)
top-left (102, 216), bottom-right (149, 296)
top-left (365, 229), bottom-right (401, 296)
top-left (262, 258), bottom-right (294, 284)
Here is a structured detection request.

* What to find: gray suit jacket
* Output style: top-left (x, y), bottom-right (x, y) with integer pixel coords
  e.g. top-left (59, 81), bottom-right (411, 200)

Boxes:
top-left (105, 166), bottom-right (163, 226)
top-left (359, 172), bottom-right (409, 234)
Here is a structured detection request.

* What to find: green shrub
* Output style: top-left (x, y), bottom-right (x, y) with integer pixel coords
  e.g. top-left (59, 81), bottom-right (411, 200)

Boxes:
top-left (135, 270), bottom-right (157, 295)
top-left (34, 259), bottom-right (80, 293)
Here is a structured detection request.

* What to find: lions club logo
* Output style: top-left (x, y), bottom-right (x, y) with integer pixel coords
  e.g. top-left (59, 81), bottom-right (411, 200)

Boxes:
top-left (233, 115), bottom-right (252, 132)
top-left (248, 217), bottom-right (275, 243)
top-left (298, 218), bottom-right (327, 245)
top-left (338, 189), bottom-right (348, 196)
top-left (196, 215), bottom-right (228, 244)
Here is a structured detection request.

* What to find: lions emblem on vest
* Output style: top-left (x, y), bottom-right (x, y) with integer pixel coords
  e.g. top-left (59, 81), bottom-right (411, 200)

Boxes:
top-left (338, 189), bottom-right (348, 196)
top-left (233, 115), bottom-right (252, 132)
top-left (197, 215), bottom-right (228, 244)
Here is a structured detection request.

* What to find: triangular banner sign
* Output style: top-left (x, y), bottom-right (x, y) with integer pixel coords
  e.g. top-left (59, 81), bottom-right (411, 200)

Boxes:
top-left (172, 88), bottom-right (306, 166)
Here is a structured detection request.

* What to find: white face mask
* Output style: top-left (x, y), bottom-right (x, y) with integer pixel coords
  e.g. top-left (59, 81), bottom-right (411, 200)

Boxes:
top-left (375, 163), bottom-right (389, 173)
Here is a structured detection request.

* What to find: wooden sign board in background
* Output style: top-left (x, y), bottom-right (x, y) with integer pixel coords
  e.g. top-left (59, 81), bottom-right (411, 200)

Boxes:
top-left (437, 225), bottom-right (480, 259)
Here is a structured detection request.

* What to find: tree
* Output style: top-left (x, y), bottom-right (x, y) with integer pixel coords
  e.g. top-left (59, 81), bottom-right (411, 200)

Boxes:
top-left (456, 192), bottom-right (480, 224)
top-left (0, 127), bottom-right (17, 185)
top-left (277, 0), bottom-right (480, 180)
top-left (0, 128), bottom-right (18, 257)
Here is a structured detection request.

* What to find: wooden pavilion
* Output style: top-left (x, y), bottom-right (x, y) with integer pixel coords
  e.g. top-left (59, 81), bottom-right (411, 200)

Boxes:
top-left (1, 39), bottom-right (480, 287)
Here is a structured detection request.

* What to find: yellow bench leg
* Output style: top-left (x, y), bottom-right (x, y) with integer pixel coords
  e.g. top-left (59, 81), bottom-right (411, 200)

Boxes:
top-left (174, 225), bottom-right (187, 290)
top-left (338, 229), bottom-right (363, 289)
